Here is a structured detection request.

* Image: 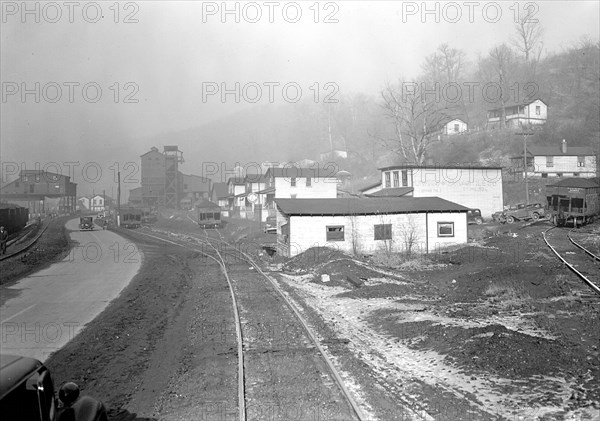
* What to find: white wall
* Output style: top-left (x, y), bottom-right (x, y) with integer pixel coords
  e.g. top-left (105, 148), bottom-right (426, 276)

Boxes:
top-left (274, 176), bottom-right (337, 198)
top-left (381, 168), bottom-right (504, 218)
top-left (279, 212), bottom-right (467, 257)
top-left (444, 119), bottom-right (467, 135)
top-left (532, 155), bottom-right (597, 176)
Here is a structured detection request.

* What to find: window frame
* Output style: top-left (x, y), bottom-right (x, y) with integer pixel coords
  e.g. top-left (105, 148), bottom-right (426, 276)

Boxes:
top-left (392, 171), bottom-right (399, 188)
top-left (577, 156), bottom-right (585, 167)
top-left (290, 177), bottom-right (296, 187)
top-left (546, 156), bottom-right (554, 168)
top-left (384, 172), bottom-right (391, 188)
top-left (437, 222), bottom-right (454, 237)
top-left (374, 224), bottom-right (392, 241)
top-left (326, 225), bottom-right (345, 241)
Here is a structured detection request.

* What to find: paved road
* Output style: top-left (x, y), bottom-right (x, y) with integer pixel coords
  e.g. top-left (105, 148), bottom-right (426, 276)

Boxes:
top-left (0, 219), bottom-right (142, 362)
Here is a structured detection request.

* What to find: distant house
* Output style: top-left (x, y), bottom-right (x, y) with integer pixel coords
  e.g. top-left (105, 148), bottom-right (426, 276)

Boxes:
top-left (511, 139), bottom-right (598, 178)
top-left (319, 149), bottom-right (348, 161)
top-left (275, 197), bottom-right (469, 257)
top-left (441, 118), bottom-right (468, 136)
top-left (227, 177), bottom-right (246, 217)
top-left (89, 194), bottom-right (113, 213)
top-left (265, 167), bottom-right (338, 199)
top-left (487, 99), bottom-right (547, 129)
top-left (210, 182), bottom-right (229, 208)
top-left (78, 196), bottom-right (91, 211)
top-left (244, 173), bottom-right (271, 221)
top-left (363, 164), bottom-right (504, 218)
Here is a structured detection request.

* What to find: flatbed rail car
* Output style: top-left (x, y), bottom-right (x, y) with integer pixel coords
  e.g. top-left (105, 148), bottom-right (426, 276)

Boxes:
top-left (546, 178), bottom-right (600, 227)
top-left (0, 204), bottom-right (29, 234)
top-left (196, 200), bottom-right (222, 228)
top-left (121, 208), bottom-right (142, 229)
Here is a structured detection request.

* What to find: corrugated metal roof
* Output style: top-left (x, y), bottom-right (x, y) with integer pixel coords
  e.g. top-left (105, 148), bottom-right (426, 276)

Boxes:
top-left (365, 187), bottom-right (413, 197)
top-left (276, 197), bottom-right (469, 216)
top-left (547, 178), bottom-right (599, 188)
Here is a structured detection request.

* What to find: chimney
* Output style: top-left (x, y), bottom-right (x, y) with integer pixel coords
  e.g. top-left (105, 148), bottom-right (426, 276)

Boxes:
top-left (561, 139), bottom-right (567, 154)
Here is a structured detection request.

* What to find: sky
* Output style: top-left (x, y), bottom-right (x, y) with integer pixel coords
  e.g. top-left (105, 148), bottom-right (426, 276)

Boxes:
top-left (1, 0), bottom-right (599, 195)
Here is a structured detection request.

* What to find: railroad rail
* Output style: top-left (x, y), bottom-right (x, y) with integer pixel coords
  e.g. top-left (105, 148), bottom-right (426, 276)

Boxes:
top-left (543, 227), bottom-right (600, 296)
top-left (129, 227), bottom-right (367, 421)
top-left (0, 221), bottom-right (50, 262)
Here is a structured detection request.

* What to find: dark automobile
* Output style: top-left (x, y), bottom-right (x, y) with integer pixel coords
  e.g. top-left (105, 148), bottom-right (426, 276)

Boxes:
top-left (492, 203), bottom-right (547, 224)
top-left (79, 216), bottom-right (94, 231)
top-left (0, 354), bottom-right (107, 421)
top-left (467, 209), bottom-right (484, 225)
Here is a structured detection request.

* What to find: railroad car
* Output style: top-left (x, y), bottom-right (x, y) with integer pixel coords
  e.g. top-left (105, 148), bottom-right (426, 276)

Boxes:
top-left (546, 178), bottom-right (600, 227)
top-left (196, 200), bottom-right (222, 228)
top-left (0, 204), bottom-right (29, 234)
top-left (121, 208), bottom-right (142, 229)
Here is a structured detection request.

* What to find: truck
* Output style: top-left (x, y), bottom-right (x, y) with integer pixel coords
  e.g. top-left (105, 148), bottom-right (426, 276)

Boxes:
top-left (0, 354), bottom-right (106, 421)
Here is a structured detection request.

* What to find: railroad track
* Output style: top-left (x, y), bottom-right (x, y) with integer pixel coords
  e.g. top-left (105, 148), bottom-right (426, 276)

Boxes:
top-left (543, 227), bottom-right (600, 297)
top-left (129, 227), bottom-right (367, 421)
top-left (0, 221), bottom-right (50, 262)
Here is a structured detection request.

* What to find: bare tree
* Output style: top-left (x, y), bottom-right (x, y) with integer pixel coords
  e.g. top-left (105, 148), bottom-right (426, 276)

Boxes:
top-left (398, 216), bottom-right (420, 257)
top-left (512, 8), bottom-right (544, 62)
top-left (422, 43), bottom-right (465, 86)
top-left (488, 44), bottom-right (516, 128)
top-left (375, 80), bottom-right (450, 163)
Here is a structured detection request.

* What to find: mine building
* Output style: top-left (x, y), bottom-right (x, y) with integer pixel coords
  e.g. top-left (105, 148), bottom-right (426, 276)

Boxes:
top-left (140, 146), bottom-right (185, 209)
top-left (0, 170), bottom-right (76, 216)
top-left (360, 164), bottom-right (503, 218)
top-left (275, 197), bottom-right (469, 257)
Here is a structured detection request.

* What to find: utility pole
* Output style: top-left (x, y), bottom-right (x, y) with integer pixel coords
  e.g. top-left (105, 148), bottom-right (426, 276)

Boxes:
top-left (516, 131), bottom-right (534, 203)
top-left (117, 171), bottom-right (121, 227)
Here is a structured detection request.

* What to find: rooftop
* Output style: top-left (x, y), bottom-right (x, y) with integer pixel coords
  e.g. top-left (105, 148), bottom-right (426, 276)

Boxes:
top-left (365, 187), bottom-right (414, 197)
top-left (265, 167), bottom-right (338, 179)
top-left (276, 197), bottom-right (469, 216)
top-left (548, 178), bottom-right (599, 188)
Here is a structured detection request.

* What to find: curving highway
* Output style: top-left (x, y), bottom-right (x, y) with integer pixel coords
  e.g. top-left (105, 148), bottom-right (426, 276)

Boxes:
top-left (0, 218), bottom-right (142, 362)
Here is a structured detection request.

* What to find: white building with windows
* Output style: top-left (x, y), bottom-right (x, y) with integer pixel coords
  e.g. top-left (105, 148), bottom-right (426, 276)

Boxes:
top-left (487, 98), bottom-right (547, 129)
top-left (275, 197), bottom-right (469, 257)
top-left (511, 140), bottom-right (597, 178)
top-left (442, 118), bottom-right (468, 136)
top-left (265, 167), bottom-right (338, 199)
top-left (361, 164), bottom-right (503, 218)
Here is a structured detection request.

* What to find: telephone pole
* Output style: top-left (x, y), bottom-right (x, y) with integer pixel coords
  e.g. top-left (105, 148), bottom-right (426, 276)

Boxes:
top-left (516, 131), bottom-right (534, 203)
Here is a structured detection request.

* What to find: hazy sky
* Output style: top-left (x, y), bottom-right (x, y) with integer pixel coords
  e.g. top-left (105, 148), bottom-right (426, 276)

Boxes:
top-left (1, 1), bottom-right (599, 194)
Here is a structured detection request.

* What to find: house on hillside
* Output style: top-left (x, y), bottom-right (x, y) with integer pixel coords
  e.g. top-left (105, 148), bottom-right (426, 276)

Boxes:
top-left (441, 118), bottom-right (468, 136)
top-left (487, 98), bottom-right (547, 129)
top-left (360, 164), bottom-right (504, 218)
top-left (275, 197), bottom-right (469, 257)
top-left (511, 139), bottom-right (598, 178)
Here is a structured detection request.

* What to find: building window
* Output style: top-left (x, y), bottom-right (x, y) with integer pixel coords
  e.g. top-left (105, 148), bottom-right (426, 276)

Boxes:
top-left (290, 177), bottom-right (296, 187)
top-left (541, 173), bottom-right (548, 178)
top-left (306, 177), bottom-right (311, 187)
top-left (437, 222), bottom-right (454, 237)
top-left (577, 156), bottom-right (585, 167)
top-left (374, 224), bottom-right (392, 240)
top-left (393, 171), bottom-right (399, 188)
top-left (29, 184), bottom-right (34, 193)
top-left (385, 172), bottom-right (391, 188)
top-left (290, 194), bottom-right (297, 199)
top-left (326, 225), bottom-right (344, 241)
top-left (573, 173), bottom-right (580, 177)
top-left (401, 170), bottom-right (408, 187)
top-left (556, 173), bottom-right (563, 177)
top-left (546, 156), bottom-right (554, 168)
top-left (535, 105), bottom-right (541, 115)
top-left (454, 123), bottom-right (460, 132)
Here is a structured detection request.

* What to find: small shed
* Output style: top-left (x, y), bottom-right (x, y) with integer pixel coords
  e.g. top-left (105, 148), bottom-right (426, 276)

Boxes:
top-left (275, 197), bottom-right (469, 257)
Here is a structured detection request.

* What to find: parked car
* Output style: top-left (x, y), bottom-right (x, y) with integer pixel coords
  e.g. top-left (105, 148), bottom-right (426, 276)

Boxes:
top-left (0, 354), bottom-right (107, 421)
top-left (492, 203), bottom-right (547, 224)
top-left (467, 209), bottom-right (484, 225)
top-left (263, 216), bottom-right (277, 234)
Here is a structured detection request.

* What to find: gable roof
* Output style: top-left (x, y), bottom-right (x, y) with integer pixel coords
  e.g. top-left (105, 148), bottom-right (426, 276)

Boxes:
top-left (265, 167), bottom-right (337, 179)
top-left (488, 98), bottom-right (547, 112)
top-left (276, 197), bottom-right (469, 216)
top-left (526, 145), bottom-right (595, 157)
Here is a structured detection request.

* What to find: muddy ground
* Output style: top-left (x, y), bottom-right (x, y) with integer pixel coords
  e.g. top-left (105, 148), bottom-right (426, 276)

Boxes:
top-left (5, 214), bottom-right (599, 420)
